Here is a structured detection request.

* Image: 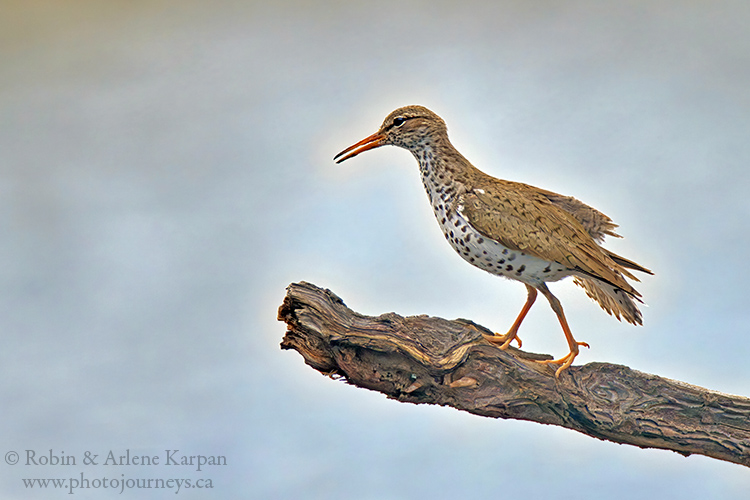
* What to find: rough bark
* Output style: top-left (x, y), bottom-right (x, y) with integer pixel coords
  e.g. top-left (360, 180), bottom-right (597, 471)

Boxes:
top-left (278, 281), bottom-right (750, 468)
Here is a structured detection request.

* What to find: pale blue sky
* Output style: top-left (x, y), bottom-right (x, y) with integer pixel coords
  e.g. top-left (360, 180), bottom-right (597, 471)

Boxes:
top-left (2, 1), bottom-right (749, 498)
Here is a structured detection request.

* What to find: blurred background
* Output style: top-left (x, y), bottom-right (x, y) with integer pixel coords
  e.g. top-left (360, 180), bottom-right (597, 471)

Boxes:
top-left (2, 1), bottom-right (750, 498)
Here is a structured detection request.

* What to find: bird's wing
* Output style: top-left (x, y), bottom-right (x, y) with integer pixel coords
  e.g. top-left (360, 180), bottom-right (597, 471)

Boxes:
top-left (458, 182), bottom-right (639, 296)
top-left (534, 186), bottom-right (653, 277)
top-left (604, 249), bottom-right (653, 276)
top-left (534, 188), bottom-right (621, 243)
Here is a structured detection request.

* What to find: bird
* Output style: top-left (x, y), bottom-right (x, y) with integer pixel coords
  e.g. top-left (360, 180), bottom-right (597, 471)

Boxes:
top-left (334, 105), bottom-right (652, 376)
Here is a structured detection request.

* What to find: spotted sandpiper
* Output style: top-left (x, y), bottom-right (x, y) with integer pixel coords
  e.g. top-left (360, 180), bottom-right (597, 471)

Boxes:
top-left (334, 105), bottom-right (652, 376)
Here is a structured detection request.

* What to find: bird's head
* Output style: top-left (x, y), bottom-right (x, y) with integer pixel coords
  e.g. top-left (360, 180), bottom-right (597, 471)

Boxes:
top-left (334, 105), bottom-right (447, 163)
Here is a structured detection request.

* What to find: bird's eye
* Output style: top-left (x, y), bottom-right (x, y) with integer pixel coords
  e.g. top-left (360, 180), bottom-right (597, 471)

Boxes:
top-left (393, 116), bottom-right (406, 127)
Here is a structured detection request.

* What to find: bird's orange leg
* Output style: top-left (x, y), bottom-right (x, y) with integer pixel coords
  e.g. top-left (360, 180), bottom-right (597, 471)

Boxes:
top-left (483, 285), bottom-right (537, 350)
top-left (535, 284), bottom-right (589, 377)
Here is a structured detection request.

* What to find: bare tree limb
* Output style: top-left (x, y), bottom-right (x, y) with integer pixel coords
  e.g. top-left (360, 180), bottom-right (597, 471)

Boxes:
top-left (278, 281), bottom-right (750, 468)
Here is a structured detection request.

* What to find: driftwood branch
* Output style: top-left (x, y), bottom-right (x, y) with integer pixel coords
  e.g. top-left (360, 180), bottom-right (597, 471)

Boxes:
top-left (278, 281), bottom-right (750, 468)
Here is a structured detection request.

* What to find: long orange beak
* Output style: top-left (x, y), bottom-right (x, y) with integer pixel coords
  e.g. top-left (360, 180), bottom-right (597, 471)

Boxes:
top-left (334, 132), bottom-right (386, 163)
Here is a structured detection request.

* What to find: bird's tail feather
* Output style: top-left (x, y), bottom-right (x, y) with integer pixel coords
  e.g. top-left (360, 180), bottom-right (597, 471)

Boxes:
top-left (573, 276), bottom-right (643, 326)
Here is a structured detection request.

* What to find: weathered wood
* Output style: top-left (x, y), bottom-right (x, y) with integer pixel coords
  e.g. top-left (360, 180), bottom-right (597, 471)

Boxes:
top-left (278, 281), bottom-right (750, 468)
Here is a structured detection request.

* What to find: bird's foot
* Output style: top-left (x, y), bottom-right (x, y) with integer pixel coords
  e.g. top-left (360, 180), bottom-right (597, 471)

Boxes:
top-left (482, 330), bottom-right (522, 350)
top-left (537, 341), bottom-right (590, 377)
